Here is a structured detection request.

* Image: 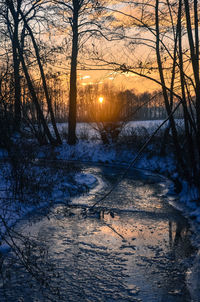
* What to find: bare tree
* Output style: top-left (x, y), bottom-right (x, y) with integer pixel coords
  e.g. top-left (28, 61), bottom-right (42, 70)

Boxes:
top-left (52, 0), bottom-right (109, 145)
top-left (19, 8), bottom-right (62, 144)
top-left (1, 0), bottom-right (62, 145)
top-left (0, 0), bottom-right (21, 130)
top-left (93, 0), bottom-right (200, 189)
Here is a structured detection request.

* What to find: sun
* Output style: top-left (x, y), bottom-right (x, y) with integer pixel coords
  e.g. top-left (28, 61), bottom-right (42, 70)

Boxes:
top-left (98, 97), bottom-right (104, 103)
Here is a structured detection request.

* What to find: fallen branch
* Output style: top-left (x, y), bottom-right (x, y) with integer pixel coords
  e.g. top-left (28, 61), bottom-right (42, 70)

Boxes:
top-left (89, 100), bottom-right (182, 210)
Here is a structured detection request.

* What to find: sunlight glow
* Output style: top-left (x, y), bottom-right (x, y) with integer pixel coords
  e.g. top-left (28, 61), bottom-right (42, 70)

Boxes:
top-left (98, 97), bottom-right (104, 103)
top-left (80, 75), bottom-right (91, 80)
top-left (82, 82), bottom-right (93, 86)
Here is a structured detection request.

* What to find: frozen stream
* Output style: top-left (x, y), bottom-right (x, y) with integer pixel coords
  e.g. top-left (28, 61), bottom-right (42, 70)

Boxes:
top-left (0, 165), bottom-right (196, 302)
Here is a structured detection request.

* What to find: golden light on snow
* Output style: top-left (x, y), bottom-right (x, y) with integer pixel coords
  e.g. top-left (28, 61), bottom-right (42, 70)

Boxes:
top-left (82, 81), bottom-right (93, 86)
top-left (80, 75), bottom-right (91, 80)
top-left (98, 97), bottom-right (104, 103)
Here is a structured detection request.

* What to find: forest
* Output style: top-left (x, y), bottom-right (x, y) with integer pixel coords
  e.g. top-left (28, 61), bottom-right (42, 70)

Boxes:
top-left (0, 1), bottom-right (200, 300)
top-left (0, 0), bottom-right (199, 188)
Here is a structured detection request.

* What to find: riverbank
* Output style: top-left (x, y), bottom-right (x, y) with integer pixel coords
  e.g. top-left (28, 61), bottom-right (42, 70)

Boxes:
top-left (51, 139), bottom-right (199, 213)
top-left (0, 156), bottom-right (98, 253)
top-left (0, 164), bottom-right (197, 302)
top-left (0, 131), bottom-right (200, 301)
top-left (0, 120), bottom-right (200, 248)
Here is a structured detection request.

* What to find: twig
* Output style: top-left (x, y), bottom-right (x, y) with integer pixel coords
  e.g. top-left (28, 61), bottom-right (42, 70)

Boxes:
top-left (89, 100), bottom-right (182, 210)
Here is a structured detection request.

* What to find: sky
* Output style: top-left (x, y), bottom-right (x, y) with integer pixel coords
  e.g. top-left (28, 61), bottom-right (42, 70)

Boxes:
top-left (78, 69), bottom-right (160, 93)
top-left (39, 0), bottom-right (163, 95)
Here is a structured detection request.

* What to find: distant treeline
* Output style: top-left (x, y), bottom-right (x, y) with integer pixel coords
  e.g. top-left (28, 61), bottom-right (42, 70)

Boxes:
top-left (77, 87), bottom-right (184, 122)
top-left (0, 75), bottom-right (183, 123)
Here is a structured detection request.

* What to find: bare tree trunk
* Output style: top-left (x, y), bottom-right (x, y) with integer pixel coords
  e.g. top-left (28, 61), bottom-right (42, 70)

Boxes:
top-left (178, 0), bottom-right (197, 182)
top-left (161, 0), bottom-right (179, 155)
top-left (184, 0), bottom-right (200, 158)
top-left (16, 39), bottom-right (56, 145)
top-left (8, 2), bottom-right (21, 130)
top-left (155, 0), bottom-right (188, 177)
top-left (68, 2), bottom-right (79, 145)
top-left (5, 0), bottom-right (56, 145)
top-left (12, 32), bottom-right (21, 130)
top-left (20, 11), bottom-right (62, 145)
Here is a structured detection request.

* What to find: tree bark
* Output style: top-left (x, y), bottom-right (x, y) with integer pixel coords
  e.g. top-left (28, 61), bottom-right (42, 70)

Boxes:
top-left (155, 0), bottom-right (188, 177)
top-left (184, 0), bottom-right (200, 157)
top-left (13, 36), bottom-right (21, 129)
top-left (20, 11), bottom-right (62, 145)
top-left (178, 0), bottom-right (197, 182)
top-left (10, 2), bottom-right (21, 130)
top-left (68, 1), bottom-right (79, 145)
top-left (16, 39), bottom-right (57, 145)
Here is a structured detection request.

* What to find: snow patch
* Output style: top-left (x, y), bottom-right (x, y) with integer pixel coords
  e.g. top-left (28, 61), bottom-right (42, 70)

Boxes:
top-left (75, 173), bottom-right (97, 188)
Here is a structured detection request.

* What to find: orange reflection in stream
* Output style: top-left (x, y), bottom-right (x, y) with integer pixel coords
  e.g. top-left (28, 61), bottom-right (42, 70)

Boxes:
top-left (98, 212), bottom-right (169, 243)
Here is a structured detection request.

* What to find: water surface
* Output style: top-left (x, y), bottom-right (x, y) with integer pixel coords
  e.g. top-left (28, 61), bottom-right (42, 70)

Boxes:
top-left (0, 165), bottom-right (195, 302)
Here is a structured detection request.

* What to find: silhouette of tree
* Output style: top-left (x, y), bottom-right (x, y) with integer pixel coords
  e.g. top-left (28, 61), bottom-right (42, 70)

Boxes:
top-left (53, 0), bottom-right (109, 145)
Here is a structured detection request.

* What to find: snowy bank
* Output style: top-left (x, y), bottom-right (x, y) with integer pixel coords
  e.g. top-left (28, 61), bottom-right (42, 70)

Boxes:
top-left (0, 120), bottom-right (200, 249)
top-left (0, 162), bottom-right (98, 253)
top-left (53, 138), bottom-right (200, 227)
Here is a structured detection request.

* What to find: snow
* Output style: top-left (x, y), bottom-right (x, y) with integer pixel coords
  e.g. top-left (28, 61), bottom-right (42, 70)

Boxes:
top-left (74, 173), bottom-right (97, 187)
top-left (54, 122), bottom-right (200, 257)
top-left (186, 251), bottom-right (200, 302)
top-left (179, 182), bottom-right (200, 208)
top-left (0, 120), bottom-right (200, 249)
top-left (0, 120), bottom-right (200, 300)
top-left (0, 160), bottom-right (98, 253)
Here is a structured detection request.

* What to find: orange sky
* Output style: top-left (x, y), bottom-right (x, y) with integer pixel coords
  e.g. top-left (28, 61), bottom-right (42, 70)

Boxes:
top-left (78, 69), bottom-right (160, 94)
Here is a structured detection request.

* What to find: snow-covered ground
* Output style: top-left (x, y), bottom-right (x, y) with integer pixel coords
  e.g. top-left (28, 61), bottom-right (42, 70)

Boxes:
top-left (53, 121), bottom-right (200, 249)
top-left (0, 120), bottom-right (200, 249)
top-left (0, 158), bottom-right (97, 252)
top-left (53, 119), bottom-right (184, 141)
top-left (54, 140), bottom-right (200, 220)
top-left (0, 120), bottom-right (200, 301)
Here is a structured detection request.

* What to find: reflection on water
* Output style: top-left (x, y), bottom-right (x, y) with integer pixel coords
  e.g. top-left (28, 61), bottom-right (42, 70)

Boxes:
top-left (0, 166), bottom-right (195, 302)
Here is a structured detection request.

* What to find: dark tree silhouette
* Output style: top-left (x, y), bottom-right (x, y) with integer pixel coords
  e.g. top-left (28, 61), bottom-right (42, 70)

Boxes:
top-left (54, 0), bottom-right (106, 145)
top-left (2, 0), bottom-right (61, 145)
top-left (93, 0), bottom-right (200, 189)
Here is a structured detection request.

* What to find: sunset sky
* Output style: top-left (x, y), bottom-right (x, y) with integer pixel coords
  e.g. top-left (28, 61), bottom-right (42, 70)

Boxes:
top-left (78, 70), bottom-right (160, 93)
